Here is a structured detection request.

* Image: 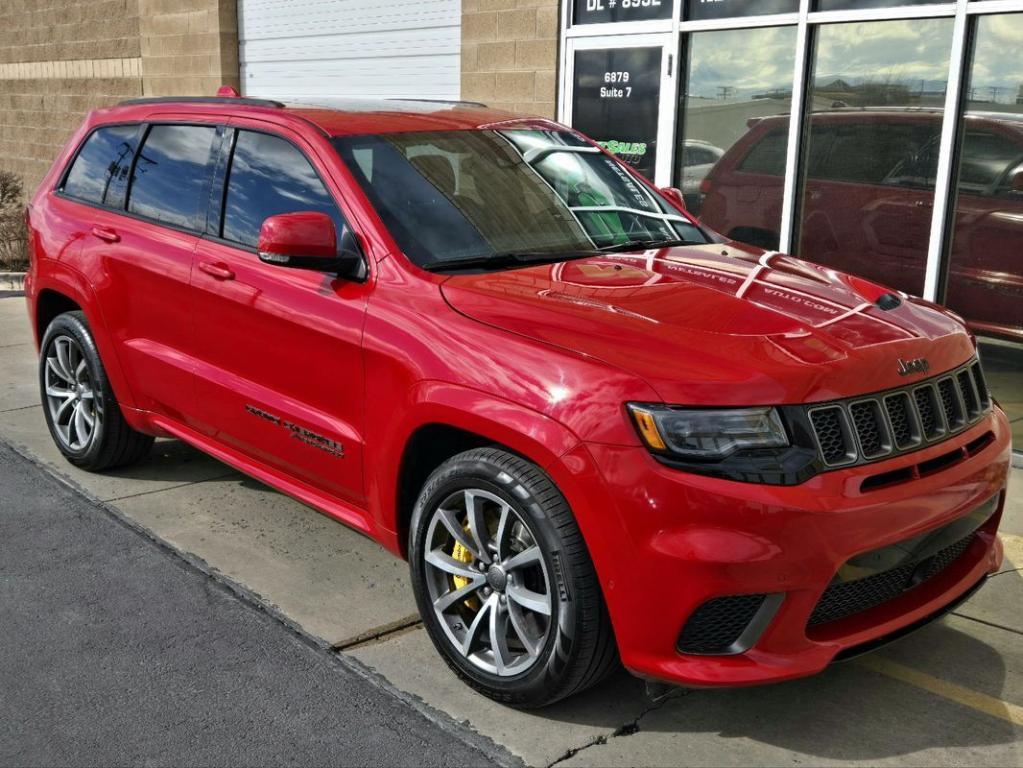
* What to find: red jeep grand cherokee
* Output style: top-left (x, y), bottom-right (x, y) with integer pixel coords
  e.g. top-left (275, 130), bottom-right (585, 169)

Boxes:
top-left (25, 95), bottom-right (1011, 708)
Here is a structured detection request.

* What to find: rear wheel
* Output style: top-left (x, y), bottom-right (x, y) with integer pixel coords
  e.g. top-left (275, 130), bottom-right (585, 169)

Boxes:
top-left (39, 311), bottom-right (153, 471)
top-left (409, 447), bottom-right (618, 708)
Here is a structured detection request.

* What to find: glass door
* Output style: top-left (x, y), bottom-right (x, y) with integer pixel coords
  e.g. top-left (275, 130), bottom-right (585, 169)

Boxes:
top-left (563, 34), bottom-right (677, 186)
top-left (945, 12), bottom-right (1023, 450)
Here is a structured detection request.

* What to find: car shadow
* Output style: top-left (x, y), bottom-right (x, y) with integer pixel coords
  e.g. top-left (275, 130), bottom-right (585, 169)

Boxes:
top-left (538, 620), bottom-right (1019, 760)
top-left (96, 437), bottom-right (237, 484)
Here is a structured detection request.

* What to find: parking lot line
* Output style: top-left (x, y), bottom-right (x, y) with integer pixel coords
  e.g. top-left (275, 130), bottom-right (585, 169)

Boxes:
top-left (858, 655), bottom-right (1023, 726)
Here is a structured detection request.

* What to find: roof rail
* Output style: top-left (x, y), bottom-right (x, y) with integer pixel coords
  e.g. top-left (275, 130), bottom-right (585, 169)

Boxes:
top-left (117, 96), bottom-right (285, 109)
top-left (385, 98), bottom-right (489, 108)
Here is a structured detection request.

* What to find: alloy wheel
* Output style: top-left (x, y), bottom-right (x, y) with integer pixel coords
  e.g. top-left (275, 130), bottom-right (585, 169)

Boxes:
top-left (44, 334), bottom-right (102, 451)
top-left (423, 488), bottom-right (553, 677)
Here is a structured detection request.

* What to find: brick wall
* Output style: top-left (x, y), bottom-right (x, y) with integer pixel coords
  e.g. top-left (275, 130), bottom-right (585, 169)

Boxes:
top-left (461, 0), bottom-right (559, 118)
top-left (0, 0), bottom-right (143, 191)
top-left (0, 0), bottom-right (239, 193)
top-left (139, 0), bottom-right (240, 98)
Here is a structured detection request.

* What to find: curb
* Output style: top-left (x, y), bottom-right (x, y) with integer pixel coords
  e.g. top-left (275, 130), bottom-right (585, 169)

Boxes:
top-left (1, 271), bottom-right (26, 291)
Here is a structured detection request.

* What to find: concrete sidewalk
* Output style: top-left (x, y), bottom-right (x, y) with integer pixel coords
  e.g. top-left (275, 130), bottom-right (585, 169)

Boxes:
top-left (1, 294), bottom-right (1020, 767)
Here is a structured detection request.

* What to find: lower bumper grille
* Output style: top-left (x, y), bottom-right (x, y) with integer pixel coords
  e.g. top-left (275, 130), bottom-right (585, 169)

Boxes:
top-left (677, 594), bottom-right (767, 654)
top-left (808, 533), bottom-right (975, 626)
top-left (809, 493), bottom-right (998, 628)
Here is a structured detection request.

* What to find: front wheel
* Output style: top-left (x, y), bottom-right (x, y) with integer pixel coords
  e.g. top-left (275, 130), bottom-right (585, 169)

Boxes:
top-left (409, 448), bottom-right (618, 708)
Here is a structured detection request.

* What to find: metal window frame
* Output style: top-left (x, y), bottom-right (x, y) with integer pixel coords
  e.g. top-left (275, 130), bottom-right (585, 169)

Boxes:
top-left (557, 0), bottom-right (1023, 304)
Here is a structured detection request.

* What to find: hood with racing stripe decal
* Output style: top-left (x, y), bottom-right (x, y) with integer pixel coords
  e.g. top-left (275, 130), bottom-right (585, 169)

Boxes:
top-left (439, 242), bottom-right (975, 406)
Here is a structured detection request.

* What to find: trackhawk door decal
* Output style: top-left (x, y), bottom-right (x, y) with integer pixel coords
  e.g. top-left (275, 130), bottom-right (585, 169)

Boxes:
top-left (245, 404), bottom-right (345, 458)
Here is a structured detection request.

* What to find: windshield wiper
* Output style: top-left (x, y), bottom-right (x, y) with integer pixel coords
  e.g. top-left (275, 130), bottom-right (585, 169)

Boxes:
top-left (424, 249), bottom-right (596, 273)
top-left (598, 238), bottom-right (699, 253)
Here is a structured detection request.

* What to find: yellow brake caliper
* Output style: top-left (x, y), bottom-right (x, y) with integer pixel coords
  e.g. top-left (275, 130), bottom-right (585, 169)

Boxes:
top-left (451, 533), bottom-right (479, 610)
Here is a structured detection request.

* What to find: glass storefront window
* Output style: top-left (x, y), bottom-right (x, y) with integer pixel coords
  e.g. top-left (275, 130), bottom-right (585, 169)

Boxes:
top-left (677, 25), bottom-right (797, 248)
top-left (684, 0), bottom-right (798, 22)
top-left (947, 13), bottom-right (1023, 449)
top-left (795, 17), bottom-right (953, 295)
top-left (815, 0), bottom-right (949, 10)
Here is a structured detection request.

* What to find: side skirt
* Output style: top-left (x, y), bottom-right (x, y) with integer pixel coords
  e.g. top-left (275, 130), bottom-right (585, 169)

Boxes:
top-left (144, 411), bottom-right (378, 539)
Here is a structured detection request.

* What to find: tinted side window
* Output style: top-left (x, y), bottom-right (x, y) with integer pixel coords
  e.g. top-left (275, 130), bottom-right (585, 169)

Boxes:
top-left (813, 123), bottom-right (936, 186)
top-left (128, 125), bottom-right (218, 230)
top-left (959, 131), bottom-right (1023, 192)
top-left (222, 131), bottom-right (344, 249)
top-left (738, 130), bottom-right (787, 176)
top-left (62, 125), bottom-right (140, 207)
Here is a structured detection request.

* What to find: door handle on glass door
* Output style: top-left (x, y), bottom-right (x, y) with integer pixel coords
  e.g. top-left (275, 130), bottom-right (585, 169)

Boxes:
top-left (198, 261), bottom-right (235, 281)
top-left (90, 226), bottom-right (120, 243)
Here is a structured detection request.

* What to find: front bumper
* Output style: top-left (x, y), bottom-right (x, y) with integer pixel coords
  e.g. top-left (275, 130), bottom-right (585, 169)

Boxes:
top-left (563, 407), bottom-right (1011, 688)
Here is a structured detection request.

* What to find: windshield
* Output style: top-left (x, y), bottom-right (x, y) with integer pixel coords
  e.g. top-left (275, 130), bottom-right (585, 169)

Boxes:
top-left (332, 129), bottom-right (706, 269)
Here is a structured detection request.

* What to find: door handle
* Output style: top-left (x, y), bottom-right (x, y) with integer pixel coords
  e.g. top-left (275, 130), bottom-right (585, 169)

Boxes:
top-left (198, 260), bottom-right (235, 281)
top-left (90, 226), bottom-right (120, 243)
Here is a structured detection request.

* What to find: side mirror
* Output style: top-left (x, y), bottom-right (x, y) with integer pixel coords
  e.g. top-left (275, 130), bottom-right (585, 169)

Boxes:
top-left (258, 211), bottom-right (366, 279)
top-left (659, 186), bottom-right (687, 211)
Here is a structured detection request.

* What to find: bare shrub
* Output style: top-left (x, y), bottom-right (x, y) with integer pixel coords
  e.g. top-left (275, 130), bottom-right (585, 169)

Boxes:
top-left (0, 170), bottom-right (28, 271)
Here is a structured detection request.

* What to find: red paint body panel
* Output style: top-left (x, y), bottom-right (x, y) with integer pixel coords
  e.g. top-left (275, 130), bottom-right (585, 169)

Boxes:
top-left (25, 99), bottom-right (1012, 689)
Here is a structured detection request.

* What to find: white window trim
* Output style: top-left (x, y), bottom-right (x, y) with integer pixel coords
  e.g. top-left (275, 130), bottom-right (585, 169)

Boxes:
top-left (558, 0), bottom-right (1023, 303)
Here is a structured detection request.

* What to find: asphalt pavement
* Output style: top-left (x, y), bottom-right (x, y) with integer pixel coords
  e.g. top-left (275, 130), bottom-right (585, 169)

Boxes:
top-left (0, 441), bottom-right (505, 767)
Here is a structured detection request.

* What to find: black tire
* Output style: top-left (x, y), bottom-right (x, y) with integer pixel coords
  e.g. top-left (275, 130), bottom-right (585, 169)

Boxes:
top-left (39, 311), bottom-right (153, 471)
top-left (409, 447), bottom-right (619, 708)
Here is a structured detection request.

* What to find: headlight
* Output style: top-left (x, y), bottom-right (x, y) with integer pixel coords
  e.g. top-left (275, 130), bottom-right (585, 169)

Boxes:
top-left (627, 404), bottom-right (789, 460)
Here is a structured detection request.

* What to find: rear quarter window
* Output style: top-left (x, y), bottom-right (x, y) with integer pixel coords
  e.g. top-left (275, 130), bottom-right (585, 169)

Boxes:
top-left (62, 124), bottom-right (140, 207)
top-left (737, 130), bottom-right (787, 176)
top-left (127, 124), bottom-right (219, 230)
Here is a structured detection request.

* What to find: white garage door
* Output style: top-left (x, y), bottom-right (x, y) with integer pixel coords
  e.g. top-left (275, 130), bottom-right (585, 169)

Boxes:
top-left (238, 0), bottom-right (460, 101)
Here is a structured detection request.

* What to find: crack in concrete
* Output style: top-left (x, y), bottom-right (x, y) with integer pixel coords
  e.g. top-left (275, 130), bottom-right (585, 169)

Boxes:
top-left (0, 403), bottom-right (41, 414)
top-left (102, 472), bottom-right (240, 502)
top-left (547, 687), bottom-right (691, 767)
top-left (951, 611), bottom-right (1023, 637)
top-left (332, 615), bottom-right (424, 651)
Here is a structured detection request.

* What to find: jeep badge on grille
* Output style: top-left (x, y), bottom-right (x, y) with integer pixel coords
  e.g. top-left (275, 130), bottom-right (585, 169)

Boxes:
top-left (897, 357), bottom-right (930, 376)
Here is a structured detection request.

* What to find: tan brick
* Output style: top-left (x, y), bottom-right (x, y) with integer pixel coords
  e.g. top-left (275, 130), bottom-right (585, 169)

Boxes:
top-left (462, 0), bottom-right (480, 13)
top-left (462, 72), bottom-right (497, 102)
top-left (534, 69), bottom-right (556, 102)
top-left (536, 5), bottom-right (559, 38)
top-left (515, 38), bottom-right (556, 70)
top-left (512, 101), bottom-right (543, 116)
top-left (461, 43), bottom-right (478, 74)
top-left (478, 40), bottom-right (516, 71)
top-left (497, 8), bottom-right (536, 41)
top-left (495, 70), bottom-right (534, 101)
top-left (487, 100), bottom-right (517, 114)
top-left (479, 0), bottom-right (520, 10)
top-left (462, 11), bottom-right (498, 43)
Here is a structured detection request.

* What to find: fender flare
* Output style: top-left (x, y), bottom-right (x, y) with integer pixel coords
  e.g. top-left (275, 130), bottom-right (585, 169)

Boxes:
top-left (32, 265), bottom-right (138, 411)
top-left (370, 380), bottom-right (584, 554)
